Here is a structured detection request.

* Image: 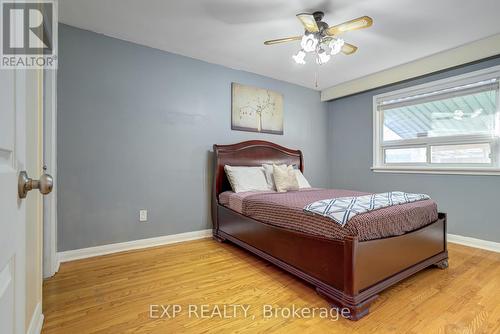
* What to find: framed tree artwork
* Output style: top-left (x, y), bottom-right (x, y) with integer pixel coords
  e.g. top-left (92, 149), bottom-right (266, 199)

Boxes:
top-left (231, 83), bottom-right (284, 135)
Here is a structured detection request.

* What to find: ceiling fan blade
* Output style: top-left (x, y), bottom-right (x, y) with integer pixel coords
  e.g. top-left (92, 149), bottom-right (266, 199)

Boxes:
top-left (264, 36), bottom-right (302, 45)
top-left (326, 16), bottom-right (373, 36)
top-left (341, 43), bottom-right (358, 55)
top-left (296, 13), bottom-right (319, 33)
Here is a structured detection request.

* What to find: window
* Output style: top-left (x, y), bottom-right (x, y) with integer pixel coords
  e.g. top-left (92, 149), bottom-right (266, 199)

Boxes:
top-left (373, 65), bottom-right (500, 175)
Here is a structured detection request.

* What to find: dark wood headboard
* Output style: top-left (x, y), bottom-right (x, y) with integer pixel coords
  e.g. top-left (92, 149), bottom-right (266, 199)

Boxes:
top-left (212, 140), bottom-right (304, 198)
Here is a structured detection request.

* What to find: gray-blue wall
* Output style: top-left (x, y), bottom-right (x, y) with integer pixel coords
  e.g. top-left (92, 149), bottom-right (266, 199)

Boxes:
top-left (328, 56), bottom-right (500, 243)
top-left (57, 24), bottom-right (329, 251)
top-left (58, 23), bottom-right (500, 251)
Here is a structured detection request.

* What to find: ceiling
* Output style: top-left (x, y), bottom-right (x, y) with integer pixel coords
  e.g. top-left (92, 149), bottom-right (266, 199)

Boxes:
top-left (59, 0), bottom-right (500, 90)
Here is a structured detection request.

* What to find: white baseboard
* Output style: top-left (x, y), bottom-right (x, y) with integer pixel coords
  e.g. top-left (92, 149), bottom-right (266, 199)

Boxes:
top-left (54, 257), bottom-right (60, 273)
top-left (448, 234), bottom-right (500, 253)
top-left (51, 257), bottom-right (61, 277)
top-left (26, 302), bottom-right (44, 334)
top-left (58, 229), bottom-right (212, 263)
top-left (43, 254), bottom-right (61, 279)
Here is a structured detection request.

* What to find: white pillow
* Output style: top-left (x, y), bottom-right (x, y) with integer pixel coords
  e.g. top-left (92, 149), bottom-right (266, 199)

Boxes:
top-left (272, 164), bottom-right (299, 192)
top-left (224, 165), bottom-right (271, 193)
top-left (295, 170), bottom-right (312, 189)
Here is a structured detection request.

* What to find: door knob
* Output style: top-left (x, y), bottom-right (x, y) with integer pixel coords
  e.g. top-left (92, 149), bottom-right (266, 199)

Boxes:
top-left (18, 166), bottom-right (53, 199)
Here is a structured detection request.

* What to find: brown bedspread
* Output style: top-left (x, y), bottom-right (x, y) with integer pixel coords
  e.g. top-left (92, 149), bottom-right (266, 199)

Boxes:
top-left (219, 188), bottom-right (438, 241)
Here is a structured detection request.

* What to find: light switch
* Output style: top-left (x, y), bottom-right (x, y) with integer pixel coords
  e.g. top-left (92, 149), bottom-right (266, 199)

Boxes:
top-left (139, 209), bottom-right (148, 222)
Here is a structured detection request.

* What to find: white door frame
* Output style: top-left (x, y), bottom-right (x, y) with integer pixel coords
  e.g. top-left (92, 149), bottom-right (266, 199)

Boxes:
top-left (42, 0), bottom-right (58, 278)
top-left (43, 67), bottom-right (58, 278)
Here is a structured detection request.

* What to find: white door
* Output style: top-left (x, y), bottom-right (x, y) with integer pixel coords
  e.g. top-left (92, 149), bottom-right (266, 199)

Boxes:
top-left (0, 69), bottom-right (48, 333)
top-left (0, 69), bottom-right (26, 333)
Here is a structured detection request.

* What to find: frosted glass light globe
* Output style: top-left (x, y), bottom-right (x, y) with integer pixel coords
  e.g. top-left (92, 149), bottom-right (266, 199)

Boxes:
top-left (316, 50), bottom-right (331, 65)
top-left (300, 34), bottom-right (318, 52)
top-left (329, 38), bottom-right (345, 55)
top-left (292, 50), bottom-right (306, 64)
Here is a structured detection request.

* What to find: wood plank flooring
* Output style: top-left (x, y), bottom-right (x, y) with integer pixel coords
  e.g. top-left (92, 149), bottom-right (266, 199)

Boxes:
top-left (42, 239), bottom-right (500, 333)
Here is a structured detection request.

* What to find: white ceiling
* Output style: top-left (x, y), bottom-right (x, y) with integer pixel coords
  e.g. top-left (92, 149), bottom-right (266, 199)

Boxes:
top-left (59, 0), bottom-right (500, 91)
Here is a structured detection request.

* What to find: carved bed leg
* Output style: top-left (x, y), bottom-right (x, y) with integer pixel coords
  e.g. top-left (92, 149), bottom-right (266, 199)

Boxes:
top-left (316, 287), bottom-right (378, 321)
top-left (434, 259), bottom-right (448, 269)
top-left (212, 232), bottom-right (226, 243)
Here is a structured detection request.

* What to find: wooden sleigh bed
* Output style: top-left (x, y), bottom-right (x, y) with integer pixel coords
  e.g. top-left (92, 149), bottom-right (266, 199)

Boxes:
top-left (211, 140), bottom-right (448, 320)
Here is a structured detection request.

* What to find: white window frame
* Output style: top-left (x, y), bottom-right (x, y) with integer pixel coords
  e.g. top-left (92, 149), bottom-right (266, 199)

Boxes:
top-left (372, 65), bottom-right (500, 175)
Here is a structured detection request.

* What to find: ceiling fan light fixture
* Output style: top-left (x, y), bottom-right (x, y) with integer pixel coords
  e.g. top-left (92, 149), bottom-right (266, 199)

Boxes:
top-left (264, 12), bottom-right (372, 82)
top-left (293, 50), bottom-right (306, 64)
top-left (300, 34), bottom-right (318, 52)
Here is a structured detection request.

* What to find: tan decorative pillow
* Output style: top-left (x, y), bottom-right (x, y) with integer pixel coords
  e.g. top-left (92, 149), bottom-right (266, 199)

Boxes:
top-left (273, 164), bottom-right (299, 192)
top-left (262, 163), bottom-right (286, 190)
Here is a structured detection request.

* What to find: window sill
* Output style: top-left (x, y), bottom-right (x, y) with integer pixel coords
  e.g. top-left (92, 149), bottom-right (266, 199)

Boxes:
top-left (371, 166), bottom-right (500, 176)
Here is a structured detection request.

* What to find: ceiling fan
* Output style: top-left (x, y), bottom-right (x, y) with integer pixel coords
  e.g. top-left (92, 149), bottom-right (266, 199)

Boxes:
top-left (264, 11), bottom-right (373, 65)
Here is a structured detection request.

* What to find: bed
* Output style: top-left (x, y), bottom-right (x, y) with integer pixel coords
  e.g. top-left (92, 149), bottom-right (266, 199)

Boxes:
top-left (211, 140), bottom-right (448, 320)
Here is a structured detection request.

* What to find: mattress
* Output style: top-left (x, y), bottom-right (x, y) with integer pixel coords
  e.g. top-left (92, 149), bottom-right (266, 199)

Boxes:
top-left (218, 188), bottom-right (438, 241)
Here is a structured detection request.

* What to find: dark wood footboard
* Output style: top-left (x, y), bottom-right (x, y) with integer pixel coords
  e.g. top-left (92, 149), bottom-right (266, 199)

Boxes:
top-left (352, 213), bottom-right (447, 293)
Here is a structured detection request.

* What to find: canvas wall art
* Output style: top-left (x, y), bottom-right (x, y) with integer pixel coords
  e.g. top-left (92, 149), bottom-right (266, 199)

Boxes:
top-left (231, 83), bottom-right (284, 135)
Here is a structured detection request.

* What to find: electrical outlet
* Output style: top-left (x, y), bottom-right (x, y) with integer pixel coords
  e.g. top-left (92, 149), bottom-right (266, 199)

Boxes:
top-left (139, 209), bottom-right (148, 222)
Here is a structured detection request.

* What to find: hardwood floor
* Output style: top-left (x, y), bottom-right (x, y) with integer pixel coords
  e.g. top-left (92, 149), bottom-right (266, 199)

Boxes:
top-left (42, 239), bottom-right (500, 333)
